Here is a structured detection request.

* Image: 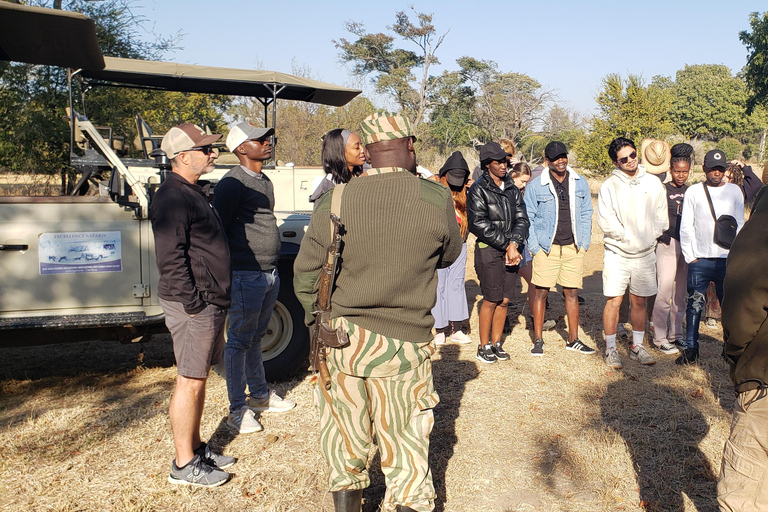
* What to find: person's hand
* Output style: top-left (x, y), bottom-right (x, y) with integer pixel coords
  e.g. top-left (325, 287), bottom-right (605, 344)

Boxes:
top-left (505, 244), bottom-right (522, 266)
top-left (730, 160), bottom-right (744, 169)
top-left (509, 157), bottom-right (520, 166)
top-left (690, 258), bottom-right (698, 264)
top-left (466, 178), bottom-right (474, 187)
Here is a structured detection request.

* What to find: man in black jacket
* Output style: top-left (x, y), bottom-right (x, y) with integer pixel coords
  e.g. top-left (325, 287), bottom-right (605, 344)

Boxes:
top-left (718, 185), bottom-right (768, 510)
top-left (150, 123), bottom-right (234, 487)
top-left (467, 141), bottom-right (530, 364)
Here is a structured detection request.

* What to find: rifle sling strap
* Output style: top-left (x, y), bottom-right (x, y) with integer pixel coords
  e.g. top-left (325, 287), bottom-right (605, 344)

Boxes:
top-left (330, 183), bottom-right (346, 235)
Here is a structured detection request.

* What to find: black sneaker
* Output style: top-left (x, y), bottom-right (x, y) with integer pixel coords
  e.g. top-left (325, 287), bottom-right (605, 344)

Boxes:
top-left (675, 347), bottom-right (700, 365)
top-left (476, 344), bottom-right (497, 364)
top-left (168, 454), bottom-right (231, 487)
top-left (531, 338), bottom-right (544, 357)
top-left (195, 442), bottom-right (236, 470)
top-left (491, 342), bottom-right (510, 361)
top-left (565, 339), bottom-right (596, 354)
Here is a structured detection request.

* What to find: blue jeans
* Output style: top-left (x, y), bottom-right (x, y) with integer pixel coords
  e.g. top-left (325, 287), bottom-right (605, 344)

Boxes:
top-left (225, 268), bottom-right (280, 413)
top-left (684, 258), bottom-right (726, 350)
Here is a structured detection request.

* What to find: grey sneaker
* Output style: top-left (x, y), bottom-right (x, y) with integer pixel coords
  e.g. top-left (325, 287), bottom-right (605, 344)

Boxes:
top-left (630, 345), bottom-right (656, 365)
top-left (248, 389), bottom-right (297, 413)
top-left (604, 348), bottom-right (623, 369)
top-left (168, 454), bottom-right (231, 487)
top-left (543, 319), bottom-right (557, 331)
top-left (194, 442), bottom-right (236, 470)
top-left (531, 338), bottom-right (544, 357)
top-left (227, 407), bottom-right (263, 434)
top-left (655, 342), bottom-right (680, 355)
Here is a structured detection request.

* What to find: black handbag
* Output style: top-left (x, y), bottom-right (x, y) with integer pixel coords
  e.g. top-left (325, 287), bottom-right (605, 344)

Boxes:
top-left (702, 183), bottom-right (738, 249)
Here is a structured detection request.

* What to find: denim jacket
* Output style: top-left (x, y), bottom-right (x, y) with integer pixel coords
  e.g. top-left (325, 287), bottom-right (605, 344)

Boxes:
top-left (524, 167), bottom-right (593, 255)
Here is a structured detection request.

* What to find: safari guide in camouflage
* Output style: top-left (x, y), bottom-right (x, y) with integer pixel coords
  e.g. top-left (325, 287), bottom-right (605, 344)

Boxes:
top-left (294, 111), bottom-right (463, 512)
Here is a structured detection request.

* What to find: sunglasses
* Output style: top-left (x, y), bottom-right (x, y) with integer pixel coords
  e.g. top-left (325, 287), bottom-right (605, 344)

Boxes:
top-left (617, 151), bottom-right (637, 165)
top-left (555, 182), bottom-right (567, 202)
top-left (190, 145), bottom-right (214, 155)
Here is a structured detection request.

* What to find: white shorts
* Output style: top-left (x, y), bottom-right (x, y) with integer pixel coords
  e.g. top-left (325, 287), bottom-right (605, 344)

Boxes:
top-left (602, 249), bottom-right (657, 298)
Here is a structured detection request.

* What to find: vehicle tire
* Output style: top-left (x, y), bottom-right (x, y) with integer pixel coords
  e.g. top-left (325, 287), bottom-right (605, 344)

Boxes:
top-left (262, 272), bottom-right (310, 382)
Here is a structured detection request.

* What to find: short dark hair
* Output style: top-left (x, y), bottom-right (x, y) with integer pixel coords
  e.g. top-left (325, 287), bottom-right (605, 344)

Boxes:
top-left (670, 143), bottom-right (693, 168)
top-left (608, 137), bottom-right (636, 162)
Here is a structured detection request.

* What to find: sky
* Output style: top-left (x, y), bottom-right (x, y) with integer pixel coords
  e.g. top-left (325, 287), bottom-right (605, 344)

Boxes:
top-left (135, 0), bottom-right (763, 118)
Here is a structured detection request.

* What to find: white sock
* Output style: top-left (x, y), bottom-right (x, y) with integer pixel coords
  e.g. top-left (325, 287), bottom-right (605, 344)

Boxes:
top-left (632, 330), bottom-right (645, 349)
top-left (605, 334), bottom-right (617, 352)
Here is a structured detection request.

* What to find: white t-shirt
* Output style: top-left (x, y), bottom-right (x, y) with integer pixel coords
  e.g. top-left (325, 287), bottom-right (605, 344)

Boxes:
top-left (679, 182), bottom-right (744, 263)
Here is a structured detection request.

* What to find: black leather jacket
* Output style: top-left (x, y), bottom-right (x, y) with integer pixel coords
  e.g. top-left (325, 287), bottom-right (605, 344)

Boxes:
top-left (467, 172), bottom-right (530, 252)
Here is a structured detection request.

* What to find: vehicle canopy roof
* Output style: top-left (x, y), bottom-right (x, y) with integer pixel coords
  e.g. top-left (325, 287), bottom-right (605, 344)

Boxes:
top-left (0, 2), bottom-right (104, 70)
top-left (0, 3), bottom-right (360, 107)
top-left (81, 57), bottom-right (360, 107)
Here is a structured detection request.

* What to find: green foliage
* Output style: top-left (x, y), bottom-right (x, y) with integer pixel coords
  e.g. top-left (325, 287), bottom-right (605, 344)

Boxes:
top-left (740, 11), bottom-right (768, 114)
top-left (670, 64), bottom-right (748, 138)
top-left (334, 8), bottom-right (446, 135)
top-left (574, 74), bottom-right (673, 174)
top-left (716, 138), bottom-right (743, 160)
top-left (424, 56), bottom-right (552, 153)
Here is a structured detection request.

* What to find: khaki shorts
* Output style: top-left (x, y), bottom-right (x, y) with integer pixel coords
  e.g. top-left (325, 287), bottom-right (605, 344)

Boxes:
top-left (160, 299), bottom-right (226, 379)
top-left (531, 244), bottom-right (585, 289)
top-left (602, 249), bottom-right (657, 298)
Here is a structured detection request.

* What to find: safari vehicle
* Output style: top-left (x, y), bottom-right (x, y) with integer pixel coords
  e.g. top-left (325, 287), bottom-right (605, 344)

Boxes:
top-left (0, 3), bottom-right (360, 380)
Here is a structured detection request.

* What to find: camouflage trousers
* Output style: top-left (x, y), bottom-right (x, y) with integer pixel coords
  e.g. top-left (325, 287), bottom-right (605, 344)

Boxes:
top-left (316, 318), bottom-right (438, 512)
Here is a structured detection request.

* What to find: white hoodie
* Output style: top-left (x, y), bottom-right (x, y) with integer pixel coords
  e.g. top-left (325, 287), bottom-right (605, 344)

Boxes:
top-left (597, 164), bottom-right (668, 258)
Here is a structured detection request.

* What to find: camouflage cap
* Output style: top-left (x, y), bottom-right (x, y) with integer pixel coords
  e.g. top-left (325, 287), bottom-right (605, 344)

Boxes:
top-left (359, 111), bottom-right (416, 146)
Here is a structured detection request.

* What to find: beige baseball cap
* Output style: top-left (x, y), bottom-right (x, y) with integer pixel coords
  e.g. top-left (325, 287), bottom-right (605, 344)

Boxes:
top-left (226, 122), bottom-right (275, 152)
top-left (161, 123), bottom-right (222, 159)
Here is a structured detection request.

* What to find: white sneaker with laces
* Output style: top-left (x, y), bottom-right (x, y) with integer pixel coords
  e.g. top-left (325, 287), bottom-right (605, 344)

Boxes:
top-left (227, 407), bottom-right (262, 434)
top-left (630, 345), bottom-right (656, 365)
top-left (450, 330), bottom-right (473, 344)
top-left (248, 389), bottom-right (296, 413)
top-left (434, 332), bottom-right (446, 345)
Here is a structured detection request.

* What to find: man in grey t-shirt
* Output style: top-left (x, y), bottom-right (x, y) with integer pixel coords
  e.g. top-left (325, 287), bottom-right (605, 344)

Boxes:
top-left (214, 122), bottom-right (296, 435)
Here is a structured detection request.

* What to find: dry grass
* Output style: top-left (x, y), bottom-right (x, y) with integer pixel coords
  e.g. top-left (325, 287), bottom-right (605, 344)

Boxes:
top-left (0, 188), bottom-right (734, 511)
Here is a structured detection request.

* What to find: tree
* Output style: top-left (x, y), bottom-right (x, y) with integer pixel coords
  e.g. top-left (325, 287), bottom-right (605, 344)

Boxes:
top-left (574, 73), bottom-right (673, 174)
top-left (740, 11), bottom-right (768, 114)
top-left (334, 8), bottom-right (447, 135)
top-left (670, 64), bottom-right (748, 139)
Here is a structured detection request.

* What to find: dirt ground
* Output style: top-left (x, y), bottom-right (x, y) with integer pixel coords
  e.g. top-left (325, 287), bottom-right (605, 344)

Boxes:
top-left (0, 189), bottom-right (735, 512)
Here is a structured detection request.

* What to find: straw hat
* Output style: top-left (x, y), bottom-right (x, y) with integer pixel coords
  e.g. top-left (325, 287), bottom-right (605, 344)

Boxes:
top-left (641, 139), bottom-right (671, 175)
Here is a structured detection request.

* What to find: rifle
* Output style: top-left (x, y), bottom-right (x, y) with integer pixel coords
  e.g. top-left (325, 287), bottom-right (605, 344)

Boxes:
top-left (310, 212), bottom-right (349, 390)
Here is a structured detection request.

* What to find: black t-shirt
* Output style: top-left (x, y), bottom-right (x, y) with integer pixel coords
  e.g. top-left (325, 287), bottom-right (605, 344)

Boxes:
top-left (660, 181), bottom-right (688, 243)
top-left (552, 171), bottom-right (574, 245)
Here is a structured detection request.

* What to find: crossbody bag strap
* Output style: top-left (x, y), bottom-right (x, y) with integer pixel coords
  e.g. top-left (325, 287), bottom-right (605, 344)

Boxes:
top-left (702, 182), bottom-right (718, 221)
top-left (330, 183), bottom-right (346, 237)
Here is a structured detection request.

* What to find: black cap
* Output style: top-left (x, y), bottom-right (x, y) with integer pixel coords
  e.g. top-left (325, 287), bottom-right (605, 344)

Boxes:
top-left (439, 151), bottom-right (470, 187)
top-left (479, 142), bottom-right (510, 162)
top-left (703, 149), bottom-right (727, 170)
top-left (544, 141), bottom-right (568, 161)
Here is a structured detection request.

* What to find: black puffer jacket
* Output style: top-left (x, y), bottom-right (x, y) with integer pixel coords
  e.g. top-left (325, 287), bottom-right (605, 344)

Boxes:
top-left (467, 172), bottom-right (529, 252)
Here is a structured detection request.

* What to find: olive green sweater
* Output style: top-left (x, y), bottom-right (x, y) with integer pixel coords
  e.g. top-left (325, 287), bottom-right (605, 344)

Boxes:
top-left (293, 168), bottom-right (463, 343)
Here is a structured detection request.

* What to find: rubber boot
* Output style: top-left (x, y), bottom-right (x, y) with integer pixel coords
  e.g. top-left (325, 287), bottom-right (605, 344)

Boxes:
top-left (332, 489), bottom-right (363, 512)
top-left (396, 506), bottom-right (418, 512)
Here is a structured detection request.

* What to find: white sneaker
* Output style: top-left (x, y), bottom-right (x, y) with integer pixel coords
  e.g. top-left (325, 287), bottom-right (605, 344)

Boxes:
top-left (227, 407), bottom-right (262, 434)
top-left (450, 330), bottom-right (472, 344)
top-left (248, 389), bottom-right (296, 413)
top-left (434, 332), bottom-right (446, 345)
